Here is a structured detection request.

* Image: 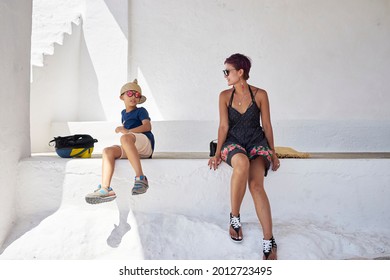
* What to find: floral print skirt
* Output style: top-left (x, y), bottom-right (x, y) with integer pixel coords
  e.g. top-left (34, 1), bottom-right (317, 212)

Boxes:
top-left (221, 143), bottom-right (273, 176)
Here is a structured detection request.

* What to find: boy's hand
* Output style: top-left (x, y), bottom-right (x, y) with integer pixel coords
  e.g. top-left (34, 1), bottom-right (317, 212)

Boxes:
top-left (115, 126), bottom-right (128, 134)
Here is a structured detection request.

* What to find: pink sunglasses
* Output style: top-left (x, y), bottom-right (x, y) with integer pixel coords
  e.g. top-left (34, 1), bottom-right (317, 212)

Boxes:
top-left (122, 90), bottom-right (141, 98)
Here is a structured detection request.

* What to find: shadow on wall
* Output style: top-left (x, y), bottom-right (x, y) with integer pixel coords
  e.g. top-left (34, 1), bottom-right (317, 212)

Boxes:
top-left (127, 1), bottom-right (231, 121)
top-left (104, 0), bottom-right (128, 39)
top-left (78, 25), bottom-right (105, 121)
top-left (0, 158), bottom-right (67, 255)
top-left (31, 19), bottom-right (105, 153)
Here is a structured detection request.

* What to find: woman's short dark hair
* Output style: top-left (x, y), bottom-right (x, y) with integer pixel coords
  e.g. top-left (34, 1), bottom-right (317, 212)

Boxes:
top-left (224, 53), bottom-right (252, 80)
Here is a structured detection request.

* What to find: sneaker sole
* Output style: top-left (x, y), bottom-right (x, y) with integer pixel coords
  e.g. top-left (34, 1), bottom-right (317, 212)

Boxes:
top-left (85, 195), bottom-right (116, 204)
top-left (132, 187), bottom-right (148, 195)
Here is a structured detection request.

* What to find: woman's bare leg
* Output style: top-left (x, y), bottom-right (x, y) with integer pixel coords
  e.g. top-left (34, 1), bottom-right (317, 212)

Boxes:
top-left (248, 157), bottom-right (276, 259)
top-left (229, 153), bottom-right (250, 240)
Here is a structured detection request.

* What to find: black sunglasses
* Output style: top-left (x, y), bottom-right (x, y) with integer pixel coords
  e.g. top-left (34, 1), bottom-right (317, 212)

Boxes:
top-left (223, 69), bottom-right (236, 76)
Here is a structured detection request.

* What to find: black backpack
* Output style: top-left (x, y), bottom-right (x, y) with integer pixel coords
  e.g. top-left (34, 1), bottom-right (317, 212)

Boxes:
top-left (49, 134), bottom-right (98, 158)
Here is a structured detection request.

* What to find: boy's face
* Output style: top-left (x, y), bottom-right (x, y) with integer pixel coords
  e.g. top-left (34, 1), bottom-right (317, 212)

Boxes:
top-left (120, 90), bottom-right (142, 106)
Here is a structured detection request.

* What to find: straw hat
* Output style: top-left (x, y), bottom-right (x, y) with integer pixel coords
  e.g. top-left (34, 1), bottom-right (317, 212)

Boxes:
top-left (120, 79), bottom-right (146, 104)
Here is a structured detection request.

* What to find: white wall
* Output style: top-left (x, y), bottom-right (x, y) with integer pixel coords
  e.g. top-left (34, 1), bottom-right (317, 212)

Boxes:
top-left (31, 20), bottom-right (82, 152)
top-left (130, 0), bottom-right (390, 122)
top-left (82, 0), bottom-right (128, 120)
top-left (0, 0), bottom-right (32, 247)
top-left (31, 0), bottom-right (390, 153)
top-left (30, 0), bottom-right (128, 152)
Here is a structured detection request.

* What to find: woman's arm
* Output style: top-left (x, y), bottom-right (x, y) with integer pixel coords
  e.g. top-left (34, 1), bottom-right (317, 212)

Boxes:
top-left (216, 90), bottom-right (230, 157)
top-left (258, 90), bottom-right (275, 152)
top-left (209, 90), bottom-right (230, 170)
top-left (257, 89), bottom-right (280, 171)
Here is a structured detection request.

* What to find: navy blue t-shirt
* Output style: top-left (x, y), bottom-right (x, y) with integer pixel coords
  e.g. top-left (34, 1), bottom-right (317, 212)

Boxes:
top-left (121, 107), bottom-right (155, 151)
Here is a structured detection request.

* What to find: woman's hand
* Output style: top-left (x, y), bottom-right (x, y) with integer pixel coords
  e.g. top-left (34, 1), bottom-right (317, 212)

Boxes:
top-left (208, 155), bottom-right (222, 170)
top-left (271, 153), bottom-right (280, 171)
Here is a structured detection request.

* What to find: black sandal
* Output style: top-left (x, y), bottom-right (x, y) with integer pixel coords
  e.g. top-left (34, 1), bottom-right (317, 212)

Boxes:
top-left (262, 236), bottom-right (277, 260)
top-left (229, 213), bottom-right (243, 242)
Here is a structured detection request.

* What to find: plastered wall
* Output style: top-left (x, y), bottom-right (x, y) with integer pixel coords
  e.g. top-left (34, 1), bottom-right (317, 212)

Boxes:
top-left (130, 0), bottom-right (390, 122)
top-left (0, 0), bottom-right (32, 247)
top-left (30, 0), bottom-right (390, 152)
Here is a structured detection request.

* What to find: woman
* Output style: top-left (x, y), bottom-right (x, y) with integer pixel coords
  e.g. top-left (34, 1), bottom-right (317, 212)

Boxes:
top-left (208, 53), bottom-right (280, 260)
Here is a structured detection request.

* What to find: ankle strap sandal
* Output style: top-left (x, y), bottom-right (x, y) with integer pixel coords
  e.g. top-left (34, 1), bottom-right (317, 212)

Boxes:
top-left (230, 213), bottom-right (243, 242)
top-left (263, 236), bottom-right (277, 260)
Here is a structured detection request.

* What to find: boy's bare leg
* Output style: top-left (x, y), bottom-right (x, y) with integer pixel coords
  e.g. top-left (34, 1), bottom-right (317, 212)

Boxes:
top-left (120, 133), bottom-right (143, 177)
top-left (101, 146), bottom-right (122, 189)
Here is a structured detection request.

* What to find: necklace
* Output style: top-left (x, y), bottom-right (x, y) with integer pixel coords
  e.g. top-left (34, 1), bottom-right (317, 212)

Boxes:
top-left (237, 92), bottom-right (247, 106)
top-left (235, 82), bottom-right (248, 106)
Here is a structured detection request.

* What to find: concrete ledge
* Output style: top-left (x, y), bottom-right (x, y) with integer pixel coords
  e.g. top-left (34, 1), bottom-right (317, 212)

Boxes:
top-left (13, 156), bottom-right (390, 231)
top-left (1, 155), bottom-right (389, 259)
top-left (44, 120), bottom-right (390, 154)
top-left (33, 151), bottom-right (390, 159)
top-left (307, 152), bottom-right (390, 159)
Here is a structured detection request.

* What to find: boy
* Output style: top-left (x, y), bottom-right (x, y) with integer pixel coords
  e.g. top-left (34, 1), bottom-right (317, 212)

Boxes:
top-left (85, 79), bottom-right (155, 204)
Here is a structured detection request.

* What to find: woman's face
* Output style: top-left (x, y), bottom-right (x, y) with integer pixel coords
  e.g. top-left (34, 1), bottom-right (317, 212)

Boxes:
top-left (224, 63), bottom-right (240, 86)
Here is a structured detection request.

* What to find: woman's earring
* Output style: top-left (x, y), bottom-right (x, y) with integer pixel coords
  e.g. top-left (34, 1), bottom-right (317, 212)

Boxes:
top-left (241, 79), bottom-right (244, 91)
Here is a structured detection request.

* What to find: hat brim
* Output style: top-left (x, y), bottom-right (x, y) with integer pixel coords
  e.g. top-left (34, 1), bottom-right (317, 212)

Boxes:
top-left (138, 96), bottom-right (147, 104)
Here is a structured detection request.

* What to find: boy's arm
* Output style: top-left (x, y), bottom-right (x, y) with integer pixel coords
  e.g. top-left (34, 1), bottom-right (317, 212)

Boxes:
top-left (127, 119), bottom-right (151, 133)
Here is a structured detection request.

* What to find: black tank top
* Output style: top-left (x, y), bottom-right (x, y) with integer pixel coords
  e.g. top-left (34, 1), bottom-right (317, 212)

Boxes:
top-left (224, 86), bottom-right (269, 150)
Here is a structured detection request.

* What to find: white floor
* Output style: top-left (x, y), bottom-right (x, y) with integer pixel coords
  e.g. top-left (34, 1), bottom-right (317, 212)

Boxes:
top-left (1, 207), bottom-right (389, 260)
